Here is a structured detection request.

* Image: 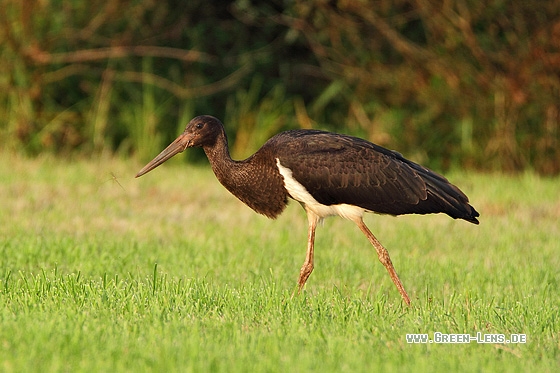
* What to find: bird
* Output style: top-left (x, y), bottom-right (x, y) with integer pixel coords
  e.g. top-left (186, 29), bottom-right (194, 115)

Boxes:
top-left (136, 115), bottom-right (479, 305)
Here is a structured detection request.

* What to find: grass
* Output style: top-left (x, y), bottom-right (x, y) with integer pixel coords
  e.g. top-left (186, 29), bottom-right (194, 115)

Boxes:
top-left (0, 152), bottom-right (559, 372)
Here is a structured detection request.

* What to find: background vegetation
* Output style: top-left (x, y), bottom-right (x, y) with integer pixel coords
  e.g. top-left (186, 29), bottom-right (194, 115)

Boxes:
top-left (1, 0), bottom-right (559, 173)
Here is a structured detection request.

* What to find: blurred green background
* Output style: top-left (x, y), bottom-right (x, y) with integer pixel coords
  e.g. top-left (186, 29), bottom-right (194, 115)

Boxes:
top-left (1, 0), bottom-right (559, 174)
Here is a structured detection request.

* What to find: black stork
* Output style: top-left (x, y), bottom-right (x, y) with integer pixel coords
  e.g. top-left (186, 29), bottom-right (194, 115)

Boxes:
top-left (136, 115), bottom-right (479, 305)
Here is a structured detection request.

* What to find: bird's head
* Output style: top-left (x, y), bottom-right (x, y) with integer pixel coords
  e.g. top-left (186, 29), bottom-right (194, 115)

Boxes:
top-left (136, 115), bottom-right (224, 177)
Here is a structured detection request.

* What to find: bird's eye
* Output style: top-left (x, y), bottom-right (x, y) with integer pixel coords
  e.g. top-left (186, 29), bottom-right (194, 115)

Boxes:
top-left (196, 123), bottom-right (204, 129)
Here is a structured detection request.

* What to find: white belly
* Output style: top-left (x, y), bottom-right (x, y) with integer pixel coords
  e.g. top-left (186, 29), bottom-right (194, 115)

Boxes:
top-left (276, 159), bottom-right (365, 222)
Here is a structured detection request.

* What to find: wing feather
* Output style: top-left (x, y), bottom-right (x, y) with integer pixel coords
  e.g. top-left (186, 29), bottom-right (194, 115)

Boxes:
top-left (269, 130), bottom-right (478, 222)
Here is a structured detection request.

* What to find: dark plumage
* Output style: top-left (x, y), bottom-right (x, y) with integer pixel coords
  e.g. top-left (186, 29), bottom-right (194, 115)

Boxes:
top-left (264, 130), bottom-right (479, 223)
top-left (136, 115), bottom-right (479, 305)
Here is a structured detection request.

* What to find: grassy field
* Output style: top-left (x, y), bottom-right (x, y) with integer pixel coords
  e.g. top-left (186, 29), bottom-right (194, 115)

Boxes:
top-left (0, 152), bottom-right (558, 372)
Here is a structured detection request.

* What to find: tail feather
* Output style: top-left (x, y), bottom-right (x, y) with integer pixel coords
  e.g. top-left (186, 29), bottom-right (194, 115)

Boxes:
top-left (422, 171), bottom-right (479, 224)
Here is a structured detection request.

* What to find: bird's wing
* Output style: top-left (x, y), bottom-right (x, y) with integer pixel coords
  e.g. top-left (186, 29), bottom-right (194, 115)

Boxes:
top-left (274, 131), bottom-right (458, 216)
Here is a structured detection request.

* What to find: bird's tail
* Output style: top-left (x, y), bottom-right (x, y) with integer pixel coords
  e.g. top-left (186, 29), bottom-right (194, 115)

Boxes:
top-left (405, 160), bottom-right (479, 224)
top-left (423, 171), bottom-right (479, 224)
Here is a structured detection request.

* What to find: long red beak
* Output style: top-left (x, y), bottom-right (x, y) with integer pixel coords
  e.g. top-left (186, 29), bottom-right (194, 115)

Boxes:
top-left (136, 133), bottom-right (192, 177)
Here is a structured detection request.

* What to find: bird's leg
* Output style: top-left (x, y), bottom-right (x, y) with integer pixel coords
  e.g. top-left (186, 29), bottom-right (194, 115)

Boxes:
top-left (356, 219), bottom-right (411, 306)
top-left (297, 211), bottom-right (319, 292)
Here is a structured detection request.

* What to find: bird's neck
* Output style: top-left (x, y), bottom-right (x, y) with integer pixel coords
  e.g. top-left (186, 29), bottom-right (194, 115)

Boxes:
top-left (202, 129), bottom-right (243, 189)
top-left (202, 129), bottom-right (288, 218)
